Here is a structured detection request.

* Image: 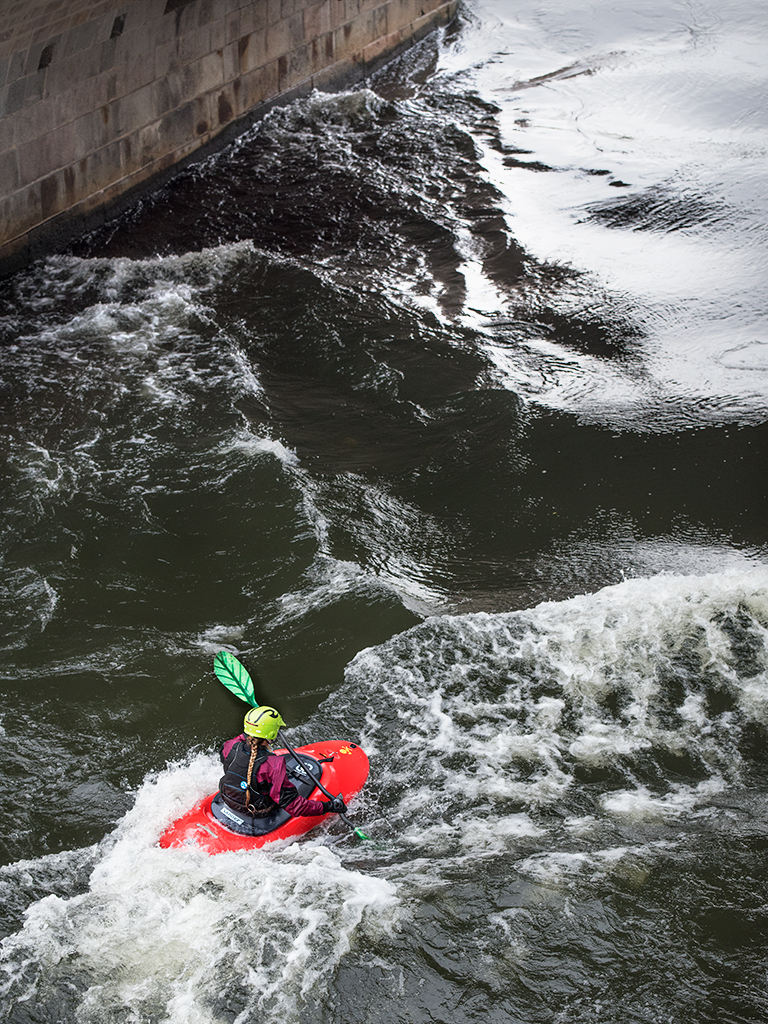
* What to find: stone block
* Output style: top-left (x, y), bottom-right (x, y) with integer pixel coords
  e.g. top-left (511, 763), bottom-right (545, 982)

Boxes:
top-left (4, 75), bottom-right (27, 114)
top-left (71, 106), bottom-right (111, 160)
top-left (221, 39), bottom-right (239, 81)
top-left (112, 50), bottom-right (158, 100)
top-left (155, 39), bottom-right (184, 78)
top-left (0, 197), bottom-right (22, 256)
top-left (42, 52), bottom-right (72, 96)
top-left (362, 26), bottom-right (398, 66)
top-left (14, 90), bottom-right (60, 146)
top-left (0, 149), bottom-right (20, 193)
top-left (409, 4), bottom-right (448, 39)
top-left (216, 83), bottom-right (236, 123)
top-left (33, 22), bottom-right (63, 47)
top-left (191, 92), bottom-right (213, 136)
top-left (370, 4), bottom-right (387, 40)
top-left (174, 3), bottom-right (202, 38)
top-left (39, 170), bottom-right (62, 220)
top-left (343, 0), bottom-right (361, 24)
top-left (178, 23), bottom-right (212, 65)
top-left (105, 91), bottom-right (127, 140)
top-left (328, 0), bottom-right (349, 31)
top-left (238, 57), bottom-right (278, 109)
top-left (134, 119), bottom-right (163, 166)
top-left (80, 137), bottom-right (127, 197)
top-left (266, 0), bottom-right (282, 27)
top-left (48, 163), bottom-right (89, 221)
top-left (333, 8), bottom-right (377, 60)
top-left (152, 72), bottom-right (176, 115)
top-left (197, 0), bottom-right (215, 27)
top-left (265, 12), bottom-right (304, 56)
top-left (5, 74), bottom-right (28, 117)
top-left (94, 10), bottom-right (117, 44)
top-left (159, 100), bottom-right (196, 153)
top-left (181, 49), bottom-right (225, 98)
top-left (304, 32), bottom-right (333, 74)
top-left (387, 0), bottom-right (416, 27)
top-left (119, 130), bottom-right (135, 172)
top-left (151, 8), bottom-right (178, 47)
top-left (239, 1), bottom-right (267, 36)
top-left (253, 0), bottom-right (270, 31)
top-left (200, 47), bottom-right (227, 90)
top-left (303, 1), bottom-right (331, 39)
top-left (111, 80), bottom-right (159, 138)
top-left (311, 51), bottom-right (358, 92)
top-left (52, 76), bottom-right (109, 130)
top-left (209, 0), bottom-right (234, 23)
top-left (222, 9), bottom-right (241, 44)
top-left (281, 41), bottom-right (310, 86)
top-left (0, 109), bottom-right (15, 150)
top-left (115, 24), bottom-right (159, 65)
top-left (18, 120), bottom-right (77, 186)
top-left (64, 17), bottom-right (101, 57)
top-left (23, 67), bottom-right (46, 106)
top-left (125, 1), bottom-right (165, 36)
top-left (276, 51), bottom-right (289, 90)
top-left (238, 29), bottom-right (268, 74)
top-left (321, 28), bottom-right (335, 63)
top-left (210, 15), bottom-right (226, 51)
top-left (23, 40), bottom-right (48, 76)
top-left (99, 35), bottom-right (118, 74)
top-left (9, 181), bottom-right (43, 237)
top-left (0, 55), bottom-right (10, 87)
top-left (8, 50), bottom-right (28, 85)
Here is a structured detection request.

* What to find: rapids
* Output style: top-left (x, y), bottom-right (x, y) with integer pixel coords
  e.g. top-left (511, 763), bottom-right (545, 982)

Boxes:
top-left (1, 1), bottom-right (767, 1022)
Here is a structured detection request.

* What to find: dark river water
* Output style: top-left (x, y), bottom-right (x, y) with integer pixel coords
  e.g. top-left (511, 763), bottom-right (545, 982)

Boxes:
top-left (1, 1), bottom-right (767, 1021)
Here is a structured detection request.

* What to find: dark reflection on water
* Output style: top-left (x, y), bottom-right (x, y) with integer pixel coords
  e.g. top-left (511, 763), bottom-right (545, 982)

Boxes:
top-left (582, 186), bottom-right (735, 233)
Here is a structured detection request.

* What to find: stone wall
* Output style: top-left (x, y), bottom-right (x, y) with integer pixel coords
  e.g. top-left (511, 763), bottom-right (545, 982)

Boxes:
top-left (0, 0), bottom-right (457, 274)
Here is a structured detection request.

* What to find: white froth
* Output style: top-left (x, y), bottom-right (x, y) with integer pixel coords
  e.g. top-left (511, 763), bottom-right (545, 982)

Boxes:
top-left (346, 569), bottom-right (768, 851)
top-left (601, 777), bottom-right (727, 820)
top-left (516, 841), bottom-right (675, 886)
top-left (0, 753), bottom-right (400, 1024)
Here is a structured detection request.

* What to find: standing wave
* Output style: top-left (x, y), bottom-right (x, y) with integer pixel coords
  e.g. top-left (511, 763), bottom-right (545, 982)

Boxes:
top-left (1, 571), bottom-right (767, 1024)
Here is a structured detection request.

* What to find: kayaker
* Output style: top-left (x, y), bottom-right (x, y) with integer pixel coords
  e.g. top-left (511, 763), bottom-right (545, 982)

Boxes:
top-left (219, 706), bottom-right (347, 819)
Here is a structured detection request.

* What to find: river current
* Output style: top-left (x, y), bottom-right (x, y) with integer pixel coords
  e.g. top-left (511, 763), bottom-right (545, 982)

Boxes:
top-left (1, 1), bottom-right (767, 1022)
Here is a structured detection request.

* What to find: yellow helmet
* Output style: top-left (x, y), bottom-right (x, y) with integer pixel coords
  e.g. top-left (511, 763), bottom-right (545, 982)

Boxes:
top-left (243, 706), bottom-right (285, 740)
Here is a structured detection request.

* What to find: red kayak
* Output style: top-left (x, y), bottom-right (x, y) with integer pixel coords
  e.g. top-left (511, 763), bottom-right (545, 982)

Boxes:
top-left (158, 740), bottom-right (370, 854)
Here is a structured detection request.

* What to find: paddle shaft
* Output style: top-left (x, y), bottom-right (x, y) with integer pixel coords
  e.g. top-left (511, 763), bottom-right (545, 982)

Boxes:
top-left (278, 730), bottom-right (366, 836)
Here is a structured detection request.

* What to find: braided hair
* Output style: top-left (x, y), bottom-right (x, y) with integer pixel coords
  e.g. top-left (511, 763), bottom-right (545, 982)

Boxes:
top-left (244, 735), bottom-right (268, 813)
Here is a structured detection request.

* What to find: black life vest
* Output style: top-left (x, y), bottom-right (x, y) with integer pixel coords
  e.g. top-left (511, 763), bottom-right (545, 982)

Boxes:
top-left (219, 741), bottom-right (273, 815)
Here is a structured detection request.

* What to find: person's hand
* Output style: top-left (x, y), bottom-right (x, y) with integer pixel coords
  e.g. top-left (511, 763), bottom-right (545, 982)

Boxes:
top-left (322, 795), bottom-right (347, 814)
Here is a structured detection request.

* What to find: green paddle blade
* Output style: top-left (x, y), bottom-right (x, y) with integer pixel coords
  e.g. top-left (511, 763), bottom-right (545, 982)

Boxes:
top-left (213, 651), bottom-right (257, 706)
top-left (339, 814), bottom-right (375, 843)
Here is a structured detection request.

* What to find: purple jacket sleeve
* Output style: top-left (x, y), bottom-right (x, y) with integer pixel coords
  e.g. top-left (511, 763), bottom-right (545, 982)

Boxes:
top-left (256, 753), bottom-right (327, 817)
